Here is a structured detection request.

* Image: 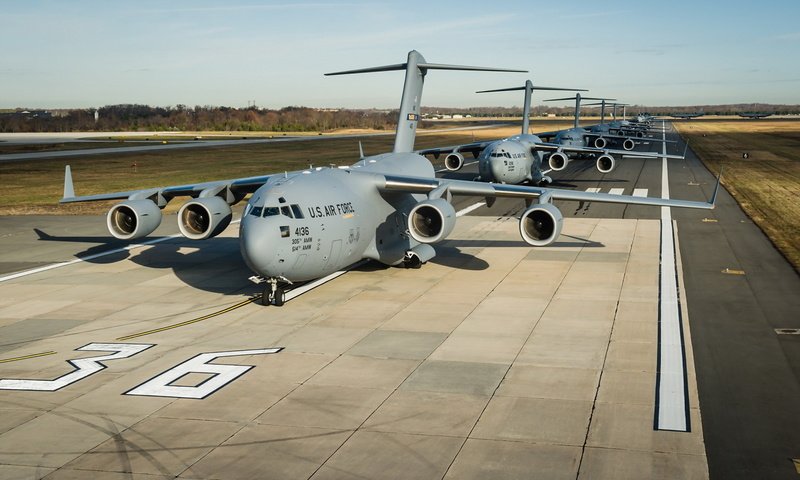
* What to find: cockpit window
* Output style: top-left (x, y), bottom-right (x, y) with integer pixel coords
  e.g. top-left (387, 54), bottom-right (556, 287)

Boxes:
top-left (249, 206), bottom-right (263, 217)
top-left (291, 204), bottom-right (304, 219)
top-left (281, 206), bottom-right (293, 218)
top-left (263, 207), bottom-right (280, 217)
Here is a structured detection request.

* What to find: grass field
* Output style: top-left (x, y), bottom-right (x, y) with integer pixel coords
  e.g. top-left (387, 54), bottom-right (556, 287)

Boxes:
top-left (0, 128), bottom-right (522, 215)
top-left (673, 119), bottom-right (800, 272)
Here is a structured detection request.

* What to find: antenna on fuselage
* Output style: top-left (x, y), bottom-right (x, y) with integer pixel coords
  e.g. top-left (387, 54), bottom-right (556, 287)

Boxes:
top-left (476, 80), bottom-right (586, 134)
top-left (325, 50), bottom-right (525, 154)
top-left (544, 94), bottom-right (616, 129)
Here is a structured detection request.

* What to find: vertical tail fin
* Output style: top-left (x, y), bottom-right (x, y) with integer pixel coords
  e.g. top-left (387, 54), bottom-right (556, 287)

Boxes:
top-left (476, 81), bottom-right (586, 135)
top-left (326, 50), bottom-right (525, 153)
top-left (63, 165), bottom-right (75, 200)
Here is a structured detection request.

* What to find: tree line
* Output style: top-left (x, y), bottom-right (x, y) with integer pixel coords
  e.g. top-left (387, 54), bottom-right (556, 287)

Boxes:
top-left (0, 105), bottom-right (398, 133)
top-left (2, 103), bottom-right (799, 133)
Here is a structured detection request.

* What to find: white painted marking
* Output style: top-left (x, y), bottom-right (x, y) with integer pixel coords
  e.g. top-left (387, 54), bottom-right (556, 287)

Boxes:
top-left (456, 201), bottom-right (486, 217)
top-left (0, 343), bottom-right (153, 391)
top-left (585, 187), bottom-right (601, 193)
top-left (608, 188), bottom-right (625, 195)
top-left (125, 348), bottom-right (281, 399)
top-left (0, 219), bottom-right (241, 283)
top-left (656, 120), bottom-right (690, 432)
top-left (435, 160), bottom-right (478, 173)
top-left (633, 188), bottom-right (649, 197)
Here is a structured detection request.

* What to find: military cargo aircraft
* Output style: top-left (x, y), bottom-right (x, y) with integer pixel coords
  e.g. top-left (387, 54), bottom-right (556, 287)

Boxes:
top-left (417, 80), bottom-right (586, 184)
top-left (670, 111), bottom-right (705, 119)
top-left (534, 93), bottom-right (686, 173)
top-left (423, 89), bottom-right (684, 180)
top-left (738, 112), bottom-right (773, 119)
top-left (60, 50), bottom-right (718, 306)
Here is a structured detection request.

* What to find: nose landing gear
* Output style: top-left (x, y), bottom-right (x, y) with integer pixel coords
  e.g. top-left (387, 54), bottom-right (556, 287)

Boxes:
top-left (249, 275), bottom-right (291, 306)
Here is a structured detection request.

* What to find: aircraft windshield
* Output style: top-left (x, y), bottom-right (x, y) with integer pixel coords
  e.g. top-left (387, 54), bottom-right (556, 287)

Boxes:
top-left (249, 204), bottom-right (304, 219)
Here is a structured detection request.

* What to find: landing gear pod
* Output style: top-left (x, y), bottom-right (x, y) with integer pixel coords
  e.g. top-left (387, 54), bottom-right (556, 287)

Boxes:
top-left (622, 138), bottom-right (635, 151)
top-left (106, 199), bottom-right (162, 240)
top-left (519, 203), bottom-right (563, 247)
top-left (596, 154), bottom-right (616, 174)
top-left (407, 198), bottom-right (456, 244)
top-left (593, 136), bottom-right (607, 149)
top-left (444, 152), bottom-right (465, 171)
top-left (548, 151), bottom-right (570, 171)
top-left (178, 196), bottom-right (233, 240)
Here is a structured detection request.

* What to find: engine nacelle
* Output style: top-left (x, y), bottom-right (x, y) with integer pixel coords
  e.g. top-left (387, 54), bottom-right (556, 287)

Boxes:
top-left (106, 199), bottom-right (162, 240)
top-left (444, 152), bottom-right (465, 171)
top-left (519, 203), bottom-right (563, 247)
top-left (548, 151), bottom-right (570, 171)
top-left (622, 138), bottom-right (635, 151)
top-left (178, 196), bottom-right (233, 240)
top-left (596, 154), bottom-right (616, 174)
top-left (593, 136), bottom-right (607, 149)
top-left (407, 198), bottom-right (456, 244)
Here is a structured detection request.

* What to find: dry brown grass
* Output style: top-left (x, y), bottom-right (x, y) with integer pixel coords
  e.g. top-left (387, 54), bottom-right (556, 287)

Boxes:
top-left (0, 128), bottom-right (513, 216)
top-left (673, 119), bottom-right (800, 272)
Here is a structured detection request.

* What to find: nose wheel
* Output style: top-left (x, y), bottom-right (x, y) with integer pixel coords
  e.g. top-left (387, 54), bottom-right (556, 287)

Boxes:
top-left (255, 276), bottom-right (291, 306)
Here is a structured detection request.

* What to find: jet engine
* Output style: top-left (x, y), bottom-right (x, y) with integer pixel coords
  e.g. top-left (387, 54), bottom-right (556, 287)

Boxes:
top-left (444, 152), bottom-right (465, 171)
top-left (595, 154), bottom-right (616, 174)
top-left (593, 137), bottom-right (608, 149)
top-left (407, 198), bottom-right (456, 244)
top-left (622, 138), bottom-right (635, 151)
top-left (519, 203), bottom-right (563, 247)
top-left (548, 151), bottom-right (570, 171)
top-left (106, 199), bottom-right (162, 240)
top-left (178, 196), bottom-right (233, 240)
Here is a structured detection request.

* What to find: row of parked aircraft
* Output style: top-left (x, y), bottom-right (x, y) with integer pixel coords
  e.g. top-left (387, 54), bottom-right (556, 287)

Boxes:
top-left (60, 50), bottom-right (718, 305)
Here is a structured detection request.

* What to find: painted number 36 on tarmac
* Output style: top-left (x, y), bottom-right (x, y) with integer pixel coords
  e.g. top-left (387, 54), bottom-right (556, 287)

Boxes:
top-left (0, 343), bottom-right (282, 399)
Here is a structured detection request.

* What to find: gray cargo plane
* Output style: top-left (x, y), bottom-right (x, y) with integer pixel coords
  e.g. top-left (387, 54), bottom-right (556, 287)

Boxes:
top-left (417, 80), bottom-right (586, 184)
top-left (536, 93), bottom-right (685, 173)
top-left (423, 89), bottom-right (681, 180)
top-left (60, 50), bottom-right (718, 306)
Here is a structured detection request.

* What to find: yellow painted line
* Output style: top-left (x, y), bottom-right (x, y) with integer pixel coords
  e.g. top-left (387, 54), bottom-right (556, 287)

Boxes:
top-left (702, 218), bottom-right (718, 223)
top-left (0, 351), bottom-right (56, 363)
top-left (721, 268), bottom-right (746, 275)
top-left (116, 296), bottom-right (259, 341)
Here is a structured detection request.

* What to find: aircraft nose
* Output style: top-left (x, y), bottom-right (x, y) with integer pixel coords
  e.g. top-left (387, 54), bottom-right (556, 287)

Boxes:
top-left (489, 160), bottom-right (505, 181)
top-left (240, 216), bottom-right (276, 276)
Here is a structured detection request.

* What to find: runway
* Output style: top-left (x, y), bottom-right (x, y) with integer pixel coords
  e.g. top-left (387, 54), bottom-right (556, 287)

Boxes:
top-left (0, 124), bottom-right (798, 479)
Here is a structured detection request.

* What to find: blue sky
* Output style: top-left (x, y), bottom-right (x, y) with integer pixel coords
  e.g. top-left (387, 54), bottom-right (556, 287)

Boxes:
top-left (3, 0), bottom-right (799, 109)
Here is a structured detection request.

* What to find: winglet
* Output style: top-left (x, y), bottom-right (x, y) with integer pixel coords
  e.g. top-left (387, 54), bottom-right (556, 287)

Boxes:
top-left (709, 168), bottom-right (722, 208)
top-left (63, 165), bottom-right (75, 200)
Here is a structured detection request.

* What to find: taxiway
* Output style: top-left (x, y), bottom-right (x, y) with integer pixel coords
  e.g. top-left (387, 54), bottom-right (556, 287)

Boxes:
top-left (0, 124), bottom-right (798, 479)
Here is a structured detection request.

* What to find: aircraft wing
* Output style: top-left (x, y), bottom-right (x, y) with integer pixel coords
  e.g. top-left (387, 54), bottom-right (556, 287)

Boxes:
top-left (583, 132), bottom-right (675, 143)
top-left (530, 142), bottom-right (686, 160)
top-left (416, 141), bottom-right (492, 159)
top-left (59, 165), bottom-right (274, 204)
top-left (377, 173), bottom-right (718, 210)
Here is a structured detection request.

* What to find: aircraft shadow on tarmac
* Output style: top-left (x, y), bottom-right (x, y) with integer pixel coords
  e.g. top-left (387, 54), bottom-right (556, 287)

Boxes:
top-left (34, 228), bottom-right (256, 296)
top-left (32, 228), bottom-right (602, 295)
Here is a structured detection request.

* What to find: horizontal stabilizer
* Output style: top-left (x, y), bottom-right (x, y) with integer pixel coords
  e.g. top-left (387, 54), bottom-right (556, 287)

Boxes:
top-left (544, 96), bottom-right (616, 102)
top-left (477, 85), bottom-right (587, 93)
top-left (326, 63), bottom-right (525, 76)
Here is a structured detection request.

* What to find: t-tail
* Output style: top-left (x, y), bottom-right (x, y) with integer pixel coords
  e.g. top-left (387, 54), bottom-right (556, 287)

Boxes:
top-left (544, 94), bottom-right (616, 129)
top-left (476, 80), bottom-right (586, 134)
top-left (325, 50), bottom-right (525, 153)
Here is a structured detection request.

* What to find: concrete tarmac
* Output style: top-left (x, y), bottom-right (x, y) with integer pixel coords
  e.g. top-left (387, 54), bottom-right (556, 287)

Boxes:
top-left (0, 123), bottom-right (797, 479)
